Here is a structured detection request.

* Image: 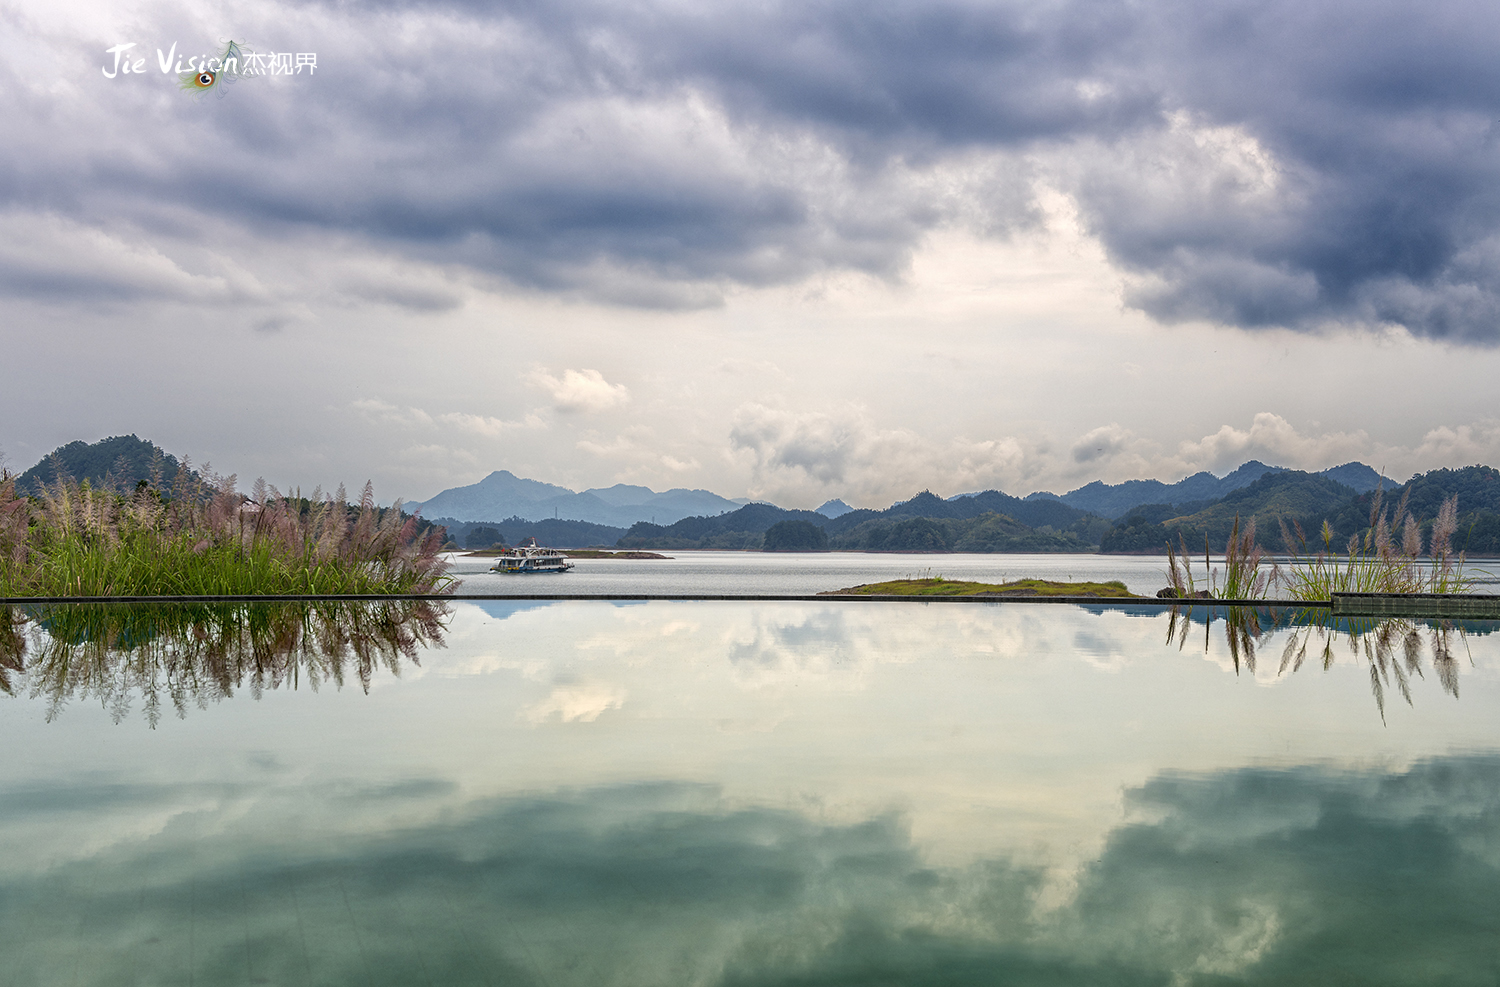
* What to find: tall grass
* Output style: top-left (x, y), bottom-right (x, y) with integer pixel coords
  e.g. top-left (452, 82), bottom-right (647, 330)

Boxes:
top-left (1165, 515), bottom-right (1276, 600)
top-left (0, 459), bottom-right (449, 597)
top-left (1277, 487), bottom-right (1474, 601)
top-left (1164, 491), bottom-right (1481, 603)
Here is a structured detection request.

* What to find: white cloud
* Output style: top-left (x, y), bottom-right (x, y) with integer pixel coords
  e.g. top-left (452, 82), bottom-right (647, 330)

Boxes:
top-left (1175, 413), bottom-right (1371, 475)
top-left (437, 411), bottom-right (545, 437)
top-left (351, 400), bottom-right (544, 437)
top-left (523, 679), bottom-right (627, 723)
top-left (350, 399), bottom-right (435, 429)
top-left (728, 403), bottom-right (1044, 507)
top-left (1071, 424), bottom-right (1134, 464)
top-left (529, 368), bottom-right (631, 414)
top-left (1411, 421), bottom-right (1500, 467)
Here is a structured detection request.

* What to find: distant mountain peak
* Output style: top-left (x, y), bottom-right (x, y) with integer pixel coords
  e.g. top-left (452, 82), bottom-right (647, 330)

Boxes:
top-left (408, 470), bottom-right (748, 527)
top-left (897, 490), bottom-right (948, 511)
top-left (815, 498), bottom-right (853, 518)
top-left (1318, 462), bottom-right (1389, 491)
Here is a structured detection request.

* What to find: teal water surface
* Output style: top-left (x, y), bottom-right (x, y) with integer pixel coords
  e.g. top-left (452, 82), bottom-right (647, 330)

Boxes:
top-left (1, 600), bottom-right (1498, 985)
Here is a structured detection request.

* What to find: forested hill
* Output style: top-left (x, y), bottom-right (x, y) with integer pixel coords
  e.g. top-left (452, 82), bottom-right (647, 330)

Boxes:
top-left (14, 434), bottom-right (189, 495)
top-left (831, 489), bottom-right (1094, 532)
top-left (623, 467), bottom-right (1500, 555)
top-left (431, 515), bottom-right (627, 549)
top-left (1031, 460), bottom-right (1385, 519)
top-left (1098, 465), bottom-right (1500, 556)
top-left (618, 503), bottom-right (833, 550)
top-left (1317, 466), bottom-right (1500, 556)
top-left (617, 489), bottom-right (1109, 551)
top-left (1100, 471), bottom-right (1358, 553)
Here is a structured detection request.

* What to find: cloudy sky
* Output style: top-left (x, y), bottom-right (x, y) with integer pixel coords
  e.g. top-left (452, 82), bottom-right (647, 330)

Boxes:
top-left (4, 0), bottom-right (1500, 507)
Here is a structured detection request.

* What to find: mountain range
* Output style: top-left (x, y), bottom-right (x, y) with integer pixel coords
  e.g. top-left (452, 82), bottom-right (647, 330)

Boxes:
top-left (8, 435), bottom-right (1496, 554)
top-left (617, 466), bottom-right (1500, 555)
top-left (407, 470), bottom-right (753, 528)
top-left (410, 460), bottom-right (1388, 527)
top-left (619, 489), bottom-right (1111, 552)
top-left (1024, 460), bottom-right (1387, 518)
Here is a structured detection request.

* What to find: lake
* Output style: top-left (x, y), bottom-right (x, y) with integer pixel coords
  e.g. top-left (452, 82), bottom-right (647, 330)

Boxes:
top-left (2, 598), bottom-right (1498, 984)
top-left (444, 550), bottom-right (1500, 598)
top-left (445, 550), bottom-right (1183, 596)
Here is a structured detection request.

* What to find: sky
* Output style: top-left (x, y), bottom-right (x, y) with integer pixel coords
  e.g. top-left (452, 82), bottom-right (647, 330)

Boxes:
top-left (4, 0), bottom-right (1500, 508)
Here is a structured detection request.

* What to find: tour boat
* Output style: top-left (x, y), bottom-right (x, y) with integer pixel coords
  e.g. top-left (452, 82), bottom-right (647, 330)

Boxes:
top-left (488, 538), bottom-right (575, 574)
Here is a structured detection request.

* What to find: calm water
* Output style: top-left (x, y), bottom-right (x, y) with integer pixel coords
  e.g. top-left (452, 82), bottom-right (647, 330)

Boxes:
top-left (447, 551), bottom-right (1500, 598)
top-left (447, 550), bottom-right (1182, 595)
top-left (2, 599), bottom-right (1499, 985)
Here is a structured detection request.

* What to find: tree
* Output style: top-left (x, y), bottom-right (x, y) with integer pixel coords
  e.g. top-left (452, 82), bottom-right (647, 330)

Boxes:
top-left (762, 519), bottom-right (829, 551)
top-left (866, 517), bottom-right (950, 551)
top-left (466, 525), bottom-right (504, 549)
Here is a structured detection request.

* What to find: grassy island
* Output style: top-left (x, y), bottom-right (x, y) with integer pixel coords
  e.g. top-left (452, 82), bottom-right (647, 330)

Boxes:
top-left (0, 466), bottom-right (449, 598)
top-left (823, 578), bottom-right (1141, 598)
top-left (461, 548), bottom-right (671, 559)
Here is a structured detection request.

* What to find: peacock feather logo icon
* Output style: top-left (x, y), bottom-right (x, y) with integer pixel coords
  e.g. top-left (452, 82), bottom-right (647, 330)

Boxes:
top-left (178, 40), bottom-right (248, 97)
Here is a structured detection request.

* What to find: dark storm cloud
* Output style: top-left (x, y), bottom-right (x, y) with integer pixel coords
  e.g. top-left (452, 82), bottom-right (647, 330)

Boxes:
top-left (12, 0), bottom-right (1500, 335)
top-left (1081, 0), bottom-right (1500, 341)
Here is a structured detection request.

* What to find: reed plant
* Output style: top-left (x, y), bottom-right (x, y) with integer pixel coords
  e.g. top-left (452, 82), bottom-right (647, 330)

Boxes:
top-left (1276, 487), bottom-right (1474, 601)
top-left (1165, 514), bottom-right (1276, 600)
top-left (0, 459), bottom-right (449, 597)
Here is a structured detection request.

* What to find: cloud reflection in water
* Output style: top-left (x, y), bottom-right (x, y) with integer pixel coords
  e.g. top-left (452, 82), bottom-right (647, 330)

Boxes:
top-left (3, 601), bottom-right (1500, 983)
top-left (2, 757), bottom-right (1499, 985)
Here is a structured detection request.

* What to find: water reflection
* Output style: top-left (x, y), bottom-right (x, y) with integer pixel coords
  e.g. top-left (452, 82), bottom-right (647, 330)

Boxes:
top-left (0, 600), bottom-right (447, 725)
top-left (3, 757), bottom-right (1499, 985)
top-left (3, 600), bottom-right (1500, 982)
top-left (1167, 605), bottom-right (1486, 719)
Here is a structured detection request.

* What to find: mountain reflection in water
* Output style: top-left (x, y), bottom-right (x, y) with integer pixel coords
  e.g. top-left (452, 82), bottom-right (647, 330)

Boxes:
top-left (0, 600), bottom-right (447, 725)
top-left (4, 599), bottom-right (1486, 724)
top-left (2, 761), bottom-right (1499, 985)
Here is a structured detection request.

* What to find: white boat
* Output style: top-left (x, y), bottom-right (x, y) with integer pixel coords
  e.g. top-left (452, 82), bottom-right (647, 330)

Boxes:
top-left (488, 538), bottom-right (575, 574)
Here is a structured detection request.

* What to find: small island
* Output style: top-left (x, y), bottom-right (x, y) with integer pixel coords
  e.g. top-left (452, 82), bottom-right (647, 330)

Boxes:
top-left (822, 577), bottom-right (1142, 598)
top-left (562, 549), bottom-right (673, 559)
top-left (461, 548), bottom-right (671, 559)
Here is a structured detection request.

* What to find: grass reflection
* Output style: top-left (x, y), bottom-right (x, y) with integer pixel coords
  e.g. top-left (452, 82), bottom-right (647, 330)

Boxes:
top-left (0, 600), bottom-right (447, 725)
top-left (1167, 604), bottom-right (1479, 720)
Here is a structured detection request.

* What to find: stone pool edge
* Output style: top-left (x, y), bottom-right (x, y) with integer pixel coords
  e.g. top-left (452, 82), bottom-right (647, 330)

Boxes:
top-left (0, 592), bottom-right (1320, 607)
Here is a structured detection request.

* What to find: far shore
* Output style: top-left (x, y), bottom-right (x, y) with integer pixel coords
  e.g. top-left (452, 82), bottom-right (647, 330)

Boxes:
top-left (458, 549), bottom-right (673, 559)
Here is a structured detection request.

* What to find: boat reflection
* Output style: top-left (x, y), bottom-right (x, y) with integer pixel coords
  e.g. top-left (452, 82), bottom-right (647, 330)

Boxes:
top-left (1167, 604), bottom-right (1485, 718)
top-left (0, 600), bottom-right (448, 725)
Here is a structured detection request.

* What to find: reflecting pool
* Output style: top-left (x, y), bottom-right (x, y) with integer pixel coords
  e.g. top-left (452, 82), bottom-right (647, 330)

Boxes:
top-left (2, 600), bottom-right (1499, 985)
